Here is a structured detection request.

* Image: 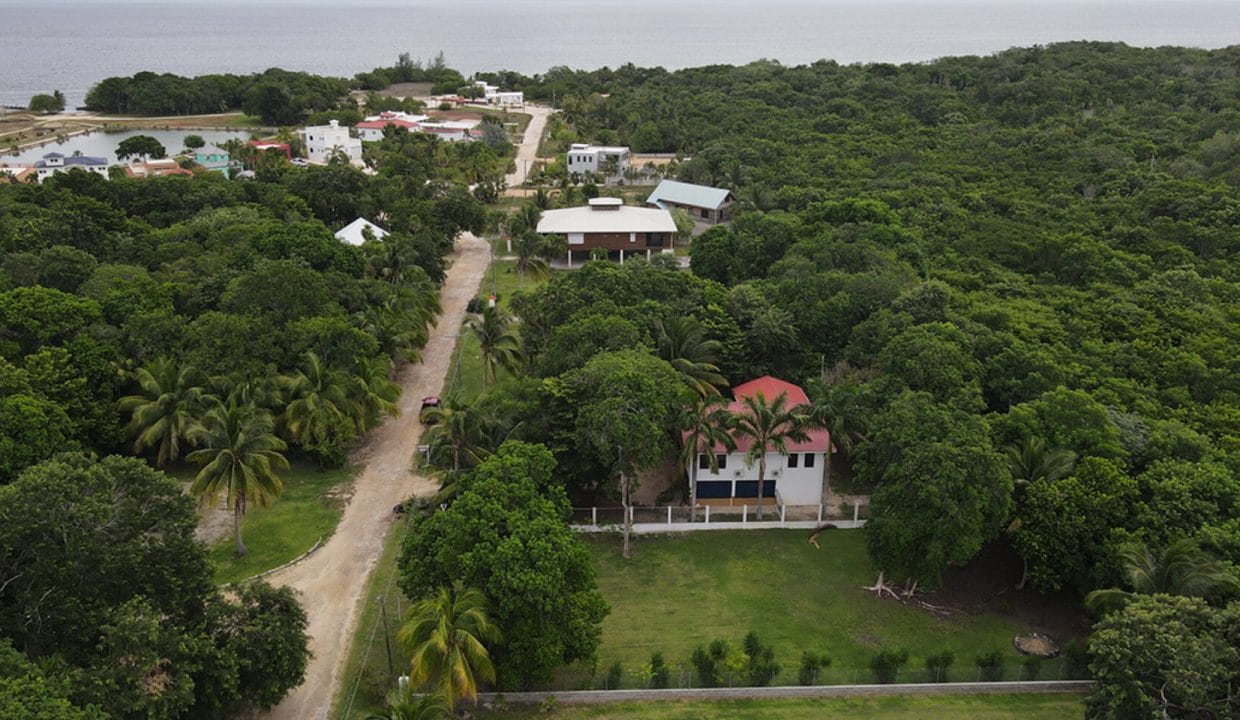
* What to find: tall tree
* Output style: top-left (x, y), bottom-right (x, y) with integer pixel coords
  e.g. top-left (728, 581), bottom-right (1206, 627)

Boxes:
top-left (563, 350), bottom-right (688, 558)
top-left (398, 442), bottom-right (608, 689)
top-left (730, 390), bottom-right (810, 519)
top-left (351, 355), bottom-right (401, 432)
top-left (655, 316), bottom-right (727, 397)
top-left (465, 305), bottom-right (522, 386)
top-left (398, 587), bottom-right (500, 710)
top-left (1006, 436), bottom-right (1077, 485)
top-left (187, 401), bottom-right (288, 557)
top-left (115, 135), bottom-right (167, 161)
top-left (118, 356), bottom-right (211, 467)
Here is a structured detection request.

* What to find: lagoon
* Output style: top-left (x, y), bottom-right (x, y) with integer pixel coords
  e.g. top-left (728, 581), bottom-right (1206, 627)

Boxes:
top-left (3, 128), bottom-right (261, 163)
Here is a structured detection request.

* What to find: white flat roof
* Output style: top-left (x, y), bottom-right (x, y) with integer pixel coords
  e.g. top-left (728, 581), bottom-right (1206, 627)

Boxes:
top-left (537, 205), bottom-right (677, 234)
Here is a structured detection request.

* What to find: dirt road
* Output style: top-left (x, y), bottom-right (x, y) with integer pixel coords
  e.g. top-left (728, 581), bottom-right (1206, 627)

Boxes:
top-left (505, 104), bottom-right (551, 187)
top-left (262, 105), bottom-right (551, 720)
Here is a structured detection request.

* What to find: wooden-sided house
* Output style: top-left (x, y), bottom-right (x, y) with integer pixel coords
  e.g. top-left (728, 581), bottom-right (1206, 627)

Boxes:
top-left (646, 179), bottom-right (734, 224)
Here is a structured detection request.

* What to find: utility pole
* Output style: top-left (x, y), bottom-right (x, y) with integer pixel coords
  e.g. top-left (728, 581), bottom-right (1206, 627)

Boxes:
top-left (378, 594), bottom-right (395, 681)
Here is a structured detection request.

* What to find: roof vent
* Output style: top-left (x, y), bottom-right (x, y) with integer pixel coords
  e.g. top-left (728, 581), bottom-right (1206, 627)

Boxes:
top-left (588, 197), bottom-right (623, 211)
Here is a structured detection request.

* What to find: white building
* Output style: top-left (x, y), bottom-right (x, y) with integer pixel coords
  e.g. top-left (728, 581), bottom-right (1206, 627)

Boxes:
top-left (32, 153), bottom-right (110, 183)
top-left (416, 120), bottom-right (479, 143)
top-left (334, 217), bottom-right (389, 246)
top-left (693, 376), bottom-right (832, 507)
top-left (566, 143), bottom-right (630, 177)
top-left (303, 120), bottom-right (363, 164)
top-left (473, 81), bottom-right (524, 107)
top-left (356, 112), bottom-right (429, 142)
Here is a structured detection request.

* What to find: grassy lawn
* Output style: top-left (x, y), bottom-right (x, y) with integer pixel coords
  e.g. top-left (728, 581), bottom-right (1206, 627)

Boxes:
top-left (481, 257), bottom-right (548, 310)
top-left (478, 694), bottom-right (1086, 720)
top-left (203, 463), bottom-right (358, 586)
top-left (587, 530), bottom-right (1075, 686)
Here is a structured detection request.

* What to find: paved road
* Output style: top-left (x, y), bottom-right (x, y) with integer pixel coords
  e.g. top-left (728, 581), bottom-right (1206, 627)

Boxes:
top-left (262, 105), bottom-right (552, 720)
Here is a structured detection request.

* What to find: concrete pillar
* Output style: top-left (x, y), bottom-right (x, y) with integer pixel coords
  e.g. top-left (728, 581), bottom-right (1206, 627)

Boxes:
top-left (667, 506), bottom-right (672, 524)
top-left (619, 249), bottom-right (624, 264)
top-left (817, 504), bottom-right (823, 523)
top-left (780, 504), bottom-right (786, 527)
top-left (646, 248), bottom-right (651, 260)
top-left (567, 250), bottom-right (572, 269)
top-left (853, 503), bottom-right (860, 523)
top-left (592, 506), bottom-right (597, 526)
top-left (742, 505), bottom-right (748, 525)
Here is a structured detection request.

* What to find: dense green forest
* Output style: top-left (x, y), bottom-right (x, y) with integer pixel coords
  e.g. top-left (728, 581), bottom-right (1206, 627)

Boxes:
top-left (84, 53), bottom-right (465, 122)
top-left (403, 43), bottom-right (1240, 715)
top-left (0, 113), bottom-right (493, 717)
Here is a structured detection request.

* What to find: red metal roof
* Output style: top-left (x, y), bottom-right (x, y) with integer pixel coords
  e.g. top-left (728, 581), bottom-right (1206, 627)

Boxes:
top-left (697, 376), bottom-right (829, 454)
top-left (357, 119), bottom-right (416, 129)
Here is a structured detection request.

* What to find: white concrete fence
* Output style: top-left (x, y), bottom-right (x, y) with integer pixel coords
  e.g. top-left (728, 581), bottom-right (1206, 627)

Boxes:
top-left (570, 502), bottom-right (867, 534)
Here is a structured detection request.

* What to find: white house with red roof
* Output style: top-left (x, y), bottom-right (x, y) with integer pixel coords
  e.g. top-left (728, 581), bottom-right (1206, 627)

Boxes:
top-left (695, 376), bottom-right (831, 506)
top-left (356, 112), bottom-right (428, 142)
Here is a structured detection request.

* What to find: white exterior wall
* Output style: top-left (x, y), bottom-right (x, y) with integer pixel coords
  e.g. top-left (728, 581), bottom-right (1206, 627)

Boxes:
top-left (567, 145), bottom-right (631, 176)
top-left (698, 451), bottom-right (825, 505)
top-left (304, 120), bottom-right (363, 164)
top-left (36, 165), bottom-right (109, 183)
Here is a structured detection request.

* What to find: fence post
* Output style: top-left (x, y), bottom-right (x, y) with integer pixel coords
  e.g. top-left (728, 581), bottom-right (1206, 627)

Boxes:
top-left (780, 504), bottom-right (786, 527)
top-left (629, 505), bottom-right (634, 525)
top-left (742, 505), bottom-right (748, 525)
top-left (592, 506), bottom-right (597, 526)
top-left (667, 506), bottom-right (672, 524)
top-left (817, 504), bottom-right (823, 523)
top-left (705, 505), bottom-right (710, 525)
top-left (853, 503), bottom-right (860, 524)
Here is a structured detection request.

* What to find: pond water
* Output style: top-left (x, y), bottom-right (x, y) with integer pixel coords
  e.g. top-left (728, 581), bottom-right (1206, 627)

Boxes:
top-left (3, 128), bottom-right (262, 163)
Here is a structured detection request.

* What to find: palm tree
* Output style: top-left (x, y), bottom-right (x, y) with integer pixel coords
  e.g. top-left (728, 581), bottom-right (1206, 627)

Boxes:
top-left (187, 401), bottom-right (288, 557)
top-left (680, 396), bottom-right (736, 521)
top-left (1085, 540), bottom-right (1239, 614)
top-left (1006, 436), bottom-right (1077, 485)
top-left (398, 587), bottom-right (500, 710)
top-left (731, 391), bottom-right (811, 519)
top-left (351, 355), bottom-right (401, 432)
top-left (722, 159), bottom-right (750, 191)
top-left (1005, 436), bottom-right (1076, 588)
top-left (118, 357), bottom-right (211, 467)
top-left (421, 397), bottom-right (487, 475)
top-left (655, 316), bottom-right (727, 397)
top-left (365, 685), bottom-right (447, 720)
top-left (511, 231), bottom-right (550, 285)
top-left (465, 305), bottom-right (522, 385)
top-left (282, 351), bottom-right (360, 463)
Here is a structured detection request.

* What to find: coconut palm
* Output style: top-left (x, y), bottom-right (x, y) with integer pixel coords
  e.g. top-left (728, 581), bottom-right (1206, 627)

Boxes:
top-left (119, 357), bottom-right (212, 467)
top-left (655, 316), bottom-right (727, 397)
top-left (282, 351), bottom-right (360, 463)
top-left (365, 685), bottom-right (447, 720)
top-left (351, 356), bottom-right (401, 432)
top-left (421, 397), bottom-right (487, 475)
top-left (1006, 436), bottom-right (1077, 485)
top-left (1085, 540), bottom-right (1240, 614)
top-left (511, 231), bottom-right (549, 285)
top-left (187, 400), bottom-right (288, 557)
top-left (465, 305), bottom-right (522, 385)
top-left (731, 391), bottom-right (811, 519)
top-left (680, 396), bottom-right (736, 521)
top-left (398, 586), bottom-right (501, 710)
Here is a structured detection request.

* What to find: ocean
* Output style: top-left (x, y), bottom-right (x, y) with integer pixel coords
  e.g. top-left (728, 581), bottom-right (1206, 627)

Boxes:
top-left (1, 0), bottom-right (1238, 110)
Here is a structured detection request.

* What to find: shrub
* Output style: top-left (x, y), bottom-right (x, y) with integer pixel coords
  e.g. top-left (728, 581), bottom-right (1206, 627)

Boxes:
top-left (1064, 639), bottom-right (1089, 679)
top-left (650, 651), bottom-right (671, 689)
top-left (925, 650), bottom-right (956, 682)
top-left (743, 631), bottom-right (780, 686)
top-left (438, 102), bottom-right (453, 111)
top-left (465, 297), bottom-right (486, 313)
top-left (601, 661), bottom-right (623, 689)
top-left (976, 650), bottom-right (1005, 682)
top-left (691, 641), bottom-right (727, 688)
top-left (798, 651), bottom-right (831, 685)
top-left (1022, 655), bottom-right (1043, 680)
top-left (870, 648), bottom-right (909, 684)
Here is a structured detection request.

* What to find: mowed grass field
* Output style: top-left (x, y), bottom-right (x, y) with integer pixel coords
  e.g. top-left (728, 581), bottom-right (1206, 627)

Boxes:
top-left (478, 693), bottom-right (1086, 720)
top-left (202, 463), bottom-right (358, 585)
top-left (586, 530), bottom-right (1070, 685)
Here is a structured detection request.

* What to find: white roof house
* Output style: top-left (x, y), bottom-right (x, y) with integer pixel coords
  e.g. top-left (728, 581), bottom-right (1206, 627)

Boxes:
top-left (335, 217), bottom-right (389, 246)
top-left (536, 198), bottom-right (676, 267)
